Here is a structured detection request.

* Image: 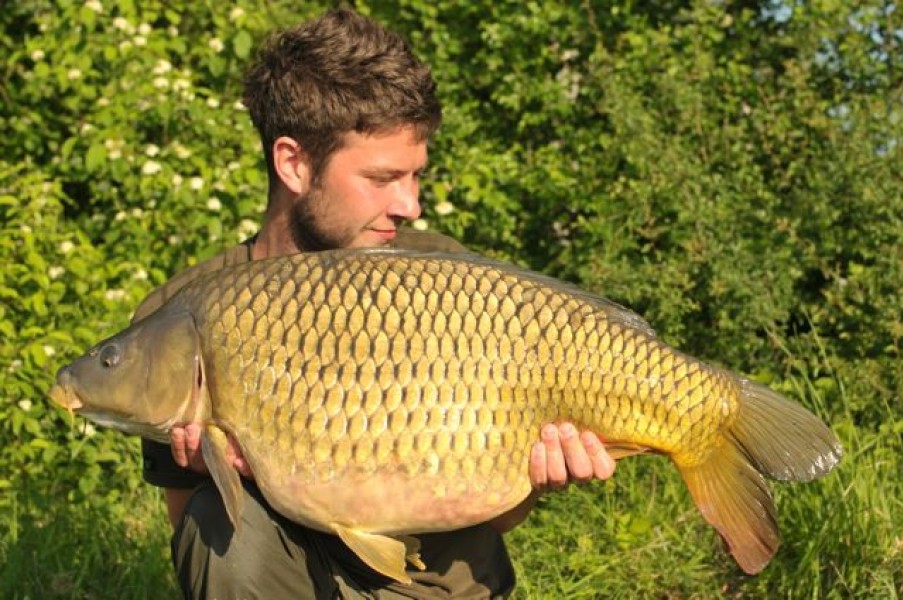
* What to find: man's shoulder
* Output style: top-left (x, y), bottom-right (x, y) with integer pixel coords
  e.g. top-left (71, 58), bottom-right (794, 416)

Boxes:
top-left (131, 242), bottom-right (253, 323)
top-left (391, 228), bottom-right (468, 253)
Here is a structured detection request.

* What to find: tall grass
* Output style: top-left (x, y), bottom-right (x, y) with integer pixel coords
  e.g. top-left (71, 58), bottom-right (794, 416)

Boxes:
top-left (0, 450), bottom-right (177, 600)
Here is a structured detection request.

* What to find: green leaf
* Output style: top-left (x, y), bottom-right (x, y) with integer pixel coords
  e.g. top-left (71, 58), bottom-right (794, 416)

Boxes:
top-left (233, 30), bottom-right (253, 59)
top-left (85, 143), bottom-right (107, 172)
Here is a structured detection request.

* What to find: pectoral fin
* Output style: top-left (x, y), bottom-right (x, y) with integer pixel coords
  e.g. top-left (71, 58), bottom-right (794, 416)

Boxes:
top-left (201, 424), bottom-right (244, 531)
top-left (333, 524), bottom-right (425, 584)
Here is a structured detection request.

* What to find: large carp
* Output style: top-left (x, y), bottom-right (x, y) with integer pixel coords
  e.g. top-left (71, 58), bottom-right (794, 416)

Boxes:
top-left (49, 248), bottom-right (841, 582)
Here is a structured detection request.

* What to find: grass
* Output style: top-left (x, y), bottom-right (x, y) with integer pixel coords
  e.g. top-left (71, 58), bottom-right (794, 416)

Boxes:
top-left (0, 481), bottom-right (177, 599)
top-left (2, 377), bottom-right (899, 599)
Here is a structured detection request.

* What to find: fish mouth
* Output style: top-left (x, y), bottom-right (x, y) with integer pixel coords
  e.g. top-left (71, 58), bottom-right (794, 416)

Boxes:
top-left (49, 369), bottom-right (84, 418)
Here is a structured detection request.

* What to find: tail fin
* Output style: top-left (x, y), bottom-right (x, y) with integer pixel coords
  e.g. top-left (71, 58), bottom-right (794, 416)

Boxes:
top-left (677, 378), bottom-right (842, 574)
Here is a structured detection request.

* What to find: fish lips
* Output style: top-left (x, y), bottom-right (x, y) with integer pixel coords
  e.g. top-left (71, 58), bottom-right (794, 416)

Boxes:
top-left (49, 366), bottom-right (85, 419)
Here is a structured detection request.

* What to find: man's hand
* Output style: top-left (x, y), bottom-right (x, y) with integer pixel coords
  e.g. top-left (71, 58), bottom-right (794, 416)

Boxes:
top-left (529, 422), bottom-right (615, 492)
top-left (489, 422), bottom-right (615, 533)
top-left (170, 423), bottom-right (254, 478)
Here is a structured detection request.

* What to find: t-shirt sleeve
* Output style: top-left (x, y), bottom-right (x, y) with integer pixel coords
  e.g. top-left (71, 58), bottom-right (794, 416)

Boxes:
top-left (142, 438), bottom-right (209, 489)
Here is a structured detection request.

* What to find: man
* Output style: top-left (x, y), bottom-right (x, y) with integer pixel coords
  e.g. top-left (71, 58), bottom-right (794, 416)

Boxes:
top-left (136, 9), bottom-right (615, 599)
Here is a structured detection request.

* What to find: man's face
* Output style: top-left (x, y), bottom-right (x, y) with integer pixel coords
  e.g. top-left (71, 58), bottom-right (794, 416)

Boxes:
top-left (290, 126), bottom-right (427, 251)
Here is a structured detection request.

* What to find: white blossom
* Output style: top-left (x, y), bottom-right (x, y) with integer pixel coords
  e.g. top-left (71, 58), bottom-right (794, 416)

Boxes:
top-left (18, 400), bottom-right (33, 412)
top-left (83, 422), bottom-right (98, 437)
top-left (229, 7), bottom-right (246, 21)
top-left (189, 177), bottom-right (204, 191)
top-left (141, 160), bottom-right (162, 175)
top-left (237, 219), bottom-right (258, 239)
top-left (85, 0), bottom-right (103, 13)
top-left (112, 17), bottom-right (134, 33)
top-left (234, 100), bottom-right (246, 111)
top-left (227, 161), bottom-right (241, 171)
top-left (168, 235), bottom-right (181, 245)
top-left (434, 201), bottom-right (454, 216)
top-left (67, 68), bottom-right (82, 80)
top-left (138, 23), bottom-right (151, 35)
top-left (59, 240), bottom-right (74, 254)
top-left (168, 26), bottom-right (179, 37)
top-left (48, 266), bottom-right (65, 279)
top-left (173, 78), bottom-right (191, 91)
top-left (104, 289), bottom-right (127, 301)
top-left (152, 77), bottom-right (169, 89)
top-left (172, 174), bottom-right (183, 187)
top-left (97, 96), bottom-right (110, 107)
top-left (119, 40), bottom-right (132, 52)
top-left (206, 197), bottom-right (222, 211)
top-left (206, 97), bottom-right (220, 109)
top-left (145, 144), bottom-right (160, 157)
top-left (133, 268), bottom-right (148, 281)
top-left (9, 359), bottom-right (22, 371)
top-left (411, 218), bottom-right (429, 231)
top-left (152, 60), bottom-right (172, 75)
top-left (114, 211), bottom-right (127, 221)
top-left (209, 38), bottom-right (224, 53)
top-left (43, 344), bottom-right (56, 357)
top-left (133, 35), bottom-right (147, 47)
top-left (130, 208), bottom-right (144, 218)
top-left (171, 142), bottom-right (191, 159)
top-left (30, 49), bottom-right (45, 62)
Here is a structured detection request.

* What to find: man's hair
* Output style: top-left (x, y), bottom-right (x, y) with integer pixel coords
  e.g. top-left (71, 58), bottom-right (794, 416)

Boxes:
top-left (242, 8), bottom-right (442, 186)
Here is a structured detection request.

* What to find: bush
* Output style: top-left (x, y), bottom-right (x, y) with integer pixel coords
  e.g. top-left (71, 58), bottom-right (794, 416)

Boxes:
top-left (2, 1), bottom-right (900, 597)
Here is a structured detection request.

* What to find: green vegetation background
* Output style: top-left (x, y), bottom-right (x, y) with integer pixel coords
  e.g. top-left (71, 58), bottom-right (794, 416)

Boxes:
top-left (1, 1), bottom-right (900, 597)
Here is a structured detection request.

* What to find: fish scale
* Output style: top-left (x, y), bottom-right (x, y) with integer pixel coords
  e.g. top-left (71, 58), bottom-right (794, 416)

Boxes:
top-left (50, 248), bottom-right (841, 584)
top-left (190, 253), bottom-right (726, 481)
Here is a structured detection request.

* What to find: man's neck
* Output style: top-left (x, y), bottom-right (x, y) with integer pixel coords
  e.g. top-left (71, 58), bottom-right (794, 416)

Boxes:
top-left (251, 224), bottom-right (299, 260)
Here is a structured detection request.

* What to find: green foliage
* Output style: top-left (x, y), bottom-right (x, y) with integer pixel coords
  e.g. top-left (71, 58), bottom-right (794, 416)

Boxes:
top-left (2, 0), bottom-right (900, 598)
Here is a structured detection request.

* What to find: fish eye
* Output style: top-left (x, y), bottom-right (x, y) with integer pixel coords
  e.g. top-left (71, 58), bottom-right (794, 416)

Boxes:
top-left (99, 344), bottom-right (121, 368)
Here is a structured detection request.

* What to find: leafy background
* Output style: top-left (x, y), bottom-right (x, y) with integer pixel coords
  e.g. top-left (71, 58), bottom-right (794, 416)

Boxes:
top-left (1, 0), bottom-right (900, 598)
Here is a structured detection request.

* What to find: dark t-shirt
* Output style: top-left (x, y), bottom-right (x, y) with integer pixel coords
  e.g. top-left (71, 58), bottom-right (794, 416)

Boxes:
top-left (136, 228), bottom-right (516, 597)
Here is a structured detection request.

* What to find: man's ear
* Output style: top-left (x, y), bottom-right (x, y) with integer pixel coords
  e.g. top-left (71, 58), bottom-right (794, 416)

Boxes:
top-left (272, 136), bottom-right (311, 195)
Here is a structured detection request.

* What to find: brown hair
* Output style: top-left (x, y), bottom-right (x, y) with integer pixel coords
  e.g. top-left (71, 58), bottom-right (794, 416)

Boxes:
top-left (242, 8), bottom-right (442, 187)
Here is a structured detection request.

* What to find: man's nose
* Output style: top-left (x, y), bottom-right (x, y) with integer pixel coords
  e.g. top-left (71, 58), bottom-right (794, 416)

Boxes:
top-left (389, 178), bottom-right (421, 221)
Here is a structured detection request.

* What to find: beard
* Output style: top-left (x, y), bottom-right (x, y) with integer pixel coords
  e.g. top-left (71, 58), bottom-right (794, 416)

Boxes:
top-left (288, 187), bottom-right (354, 251)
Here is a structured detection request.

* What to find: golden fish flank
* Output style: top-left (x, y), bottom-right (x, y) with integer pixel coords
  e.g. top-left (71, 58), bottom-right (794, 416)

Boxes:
top-left (49, 248), bottom-right (842, 584)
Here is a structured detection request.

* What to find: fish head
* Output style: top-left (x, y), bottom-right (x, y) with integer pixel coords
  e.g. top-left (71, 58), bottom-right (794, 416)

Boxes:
top-left (49, 309), bottom-right (204, 442)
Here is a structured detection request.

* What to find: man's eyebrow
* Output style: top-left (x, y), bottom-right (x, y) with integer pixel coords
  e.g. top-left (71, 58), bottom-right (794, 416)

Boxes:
top-left (362, 162), bottom-right (430, 176)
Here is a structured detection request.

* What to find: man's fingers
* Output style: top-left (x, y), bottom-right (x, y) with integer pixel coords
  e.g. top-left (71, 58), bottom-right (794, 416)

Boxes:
top-left (580, 431), bottom-right (616, 481)
top-left (226, 433), bottom-right (255, 479)
top-left (170, 423), bottom-right (208, 474)
top-left (170, 427), bottom-right (188, 468)
top-left (184, 423), bottom-right (208, 473)
top-left (559, 423), bottom-right (594, 483)
top-left (542, 424), bottom-right (569, 490)
top-left (529, 440), bottom-right (548, 490)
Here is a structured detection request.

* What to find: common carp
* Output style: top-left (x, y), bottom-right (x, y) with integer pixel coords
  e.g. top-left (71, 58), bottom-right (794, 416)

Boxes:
top-left (49, 248), bottom-right (842, 582)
